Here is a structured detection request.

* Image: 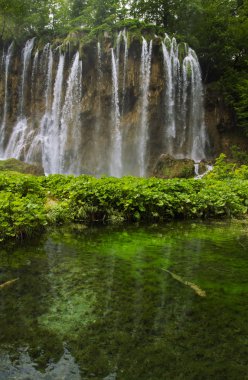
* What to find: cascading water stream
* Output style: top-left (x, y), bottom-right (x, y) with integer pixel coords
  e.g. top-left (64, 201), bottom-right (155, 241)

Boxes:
top-left (186, 48), bottom-right (208, 161)
top-left (45, 53), bottom-right (65, 174)
top-left (162, 41), bottom-right (174, 146)
top-left (26, 44), bottom-right (54, 165)
top-left (19, 38), bottom-right (36, 117)
top-left (138, 38), bottom-right (153, 177)
top-left (181, 48), bottom-right (208, 161)
top-left (31, 50), bottom-right (39, 114)
top-left (94, 42), bottom-right (103, 174)
top-left (110, 48), bottom-right (122, 177)
top-left (0, 42), bottom-right (14, 156)
top-left (60, 51), bottom-right (82, 174)
top-left (162, 35), bottom-right (208, 161)
top-left (4, 38), bottom-right (35, 159)
top-left (121, 29), bottom-right (128, 114)
top-left (162, 35), bottom-right (180, 153)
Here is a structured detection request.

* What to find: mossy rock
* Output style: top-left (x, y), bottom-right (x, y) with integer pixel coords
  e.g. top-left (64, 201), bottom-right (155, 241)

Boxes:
top-left (0, 158), bottom-right (44, 176)
top-left (153, 154), bottom-right (195, 179)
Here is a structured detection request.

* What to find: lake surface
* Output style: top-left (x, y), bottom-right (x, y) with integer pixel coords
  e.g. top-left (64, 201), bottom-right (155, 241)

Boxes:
top-left (0, 221), bottom-right (248, 379)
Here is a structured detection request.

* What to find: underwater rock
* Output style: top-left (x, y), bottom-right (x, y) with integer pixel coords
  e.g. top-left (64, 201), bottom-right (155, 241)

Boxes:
top-left (152, 154), bottom-right (195, 179)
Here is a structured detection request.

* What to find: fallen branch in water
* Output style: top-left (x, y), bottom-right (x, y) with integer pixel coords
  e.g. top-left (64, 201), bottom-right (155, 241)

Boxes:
top-left (0, 278), bottom-right (19, 290)
top-left (162, 269), bottom-right (206, 297)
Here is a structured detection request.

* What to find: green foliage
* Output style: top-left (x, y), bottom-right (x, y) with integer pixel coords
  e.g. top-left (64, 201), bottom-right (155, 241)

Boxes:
top-left (230, 145), bottom-right (248, 164)
top-left (234, 78), bottom-right (248, 134)
top-left (0, 172), bottom-right (46, 241)
top-left (2, 167), bottom-right (248, 243)
top-left (46, 200), bottom-right (72, 225)
top-left (206, 154), bottom-right (237, 180)
top-left (0, 191), bottom-right (46, 241)
top-left (206, 153), bottom-right (248, 181)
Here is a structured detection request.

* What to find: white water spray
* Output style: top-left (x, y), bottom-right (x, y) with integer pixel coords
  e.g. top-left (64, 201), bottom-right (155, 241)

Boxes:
top-left (60, 52), bottom-right (82, 174)
top-left (110, 48), bottom-right (122, 177)
top-left (138, 38), bottom-right (153, 177)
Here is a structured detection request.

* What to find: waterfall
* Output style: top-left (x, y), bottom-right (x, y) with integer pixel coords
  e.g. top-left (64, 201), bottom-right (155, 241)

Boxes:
top-left (162, 36), bottom-right (208, 161)
top-left (19, 38), bottom-right (36, 117)
top-left (94, 42), bottom-right (103, 174)
top-left (31, 50), bottom-right (39, 113)
top-left (186, 48), bottom-right (208, 161)
top-left (45, 53), bottom-right (65, 174)
top-left (60, 52), bottom-right (82, 174)
top-left (121, 29), bottom-right (128, 113)
top-left (26, 44), bottom-right (54, 165)
top-left (4, 38), bottom-right (35, 159)
top-left (0, 33), bottom-right (209, 176)
top-left (0, 42), bottom-right (13, 156)
top-left (110, 48), bottom-right (122, 177)
top-left (138, 38), bottom-right (153, 177)
top-left (162, 35), bottom-right (180, 153)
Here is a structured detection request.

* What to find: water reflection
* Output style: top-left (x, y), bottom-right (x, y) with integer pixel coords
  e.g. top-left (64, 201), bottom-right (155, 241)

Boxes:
top-left (0, 346), bottom-right (80, 380)
top-left (0, 221), bottom-right (248, 379)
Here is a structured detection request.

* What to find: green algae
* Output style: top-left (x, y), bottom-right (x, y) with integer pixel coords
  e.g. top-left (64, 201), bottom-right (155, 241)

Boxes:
top-left (0, 221), bottom-right (248, 379)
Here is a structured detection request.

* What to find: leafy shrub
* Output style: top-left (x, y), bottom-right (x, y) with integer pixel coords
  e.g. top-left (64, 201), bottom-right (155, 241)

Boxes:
top-left (1, 171), bottom-right (248, 243)
top-left (0, 192), bottom-right (46, 241)
top-left (206, 154), bottom-right (236, 180)
top-left (46, 200), bottom-right (72, 225)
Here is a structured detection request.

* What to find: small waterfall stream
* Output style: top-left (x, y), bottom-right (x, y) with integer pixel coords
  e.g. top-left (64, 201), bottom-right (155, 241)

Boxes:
top-left (45, 53), bottom-right (65, 174)
top-left (4, 38), bottom-right (35, 159)
top-left (121, 29), bottom-right (129, 114)
top-left (0, 34), bottom-right (209, 176)
top-left (60, 52), bottom-right (82, 174)
top-left (138, 38), bottom-right (153, 177)
top-left (162, 36), bottom-right (177, 149)
top-left (19, 38), bottom-right (36, 117)
top-left (162, 35), bottom-right (208, 161)
top-left (110, 48), bottom-right (122, 177)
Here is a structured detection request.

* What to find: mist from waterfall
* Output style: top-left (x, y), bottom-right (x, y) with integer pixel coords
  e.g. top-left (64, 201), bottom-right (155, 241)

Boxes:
top-left (0, 33), bottom-right (209, 177)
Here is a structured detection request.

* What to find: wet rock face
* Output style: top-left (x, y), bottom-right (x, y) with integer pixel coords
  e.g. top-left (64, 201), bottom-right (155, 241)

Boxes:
top-left (0, 35), bottom-right (229, 176)
top-left (0, 158), bottom-right (44, 175)
top-left (152, 154), bottom-right (195, 179)
top-left (204, 84), bottom-right (239, 157)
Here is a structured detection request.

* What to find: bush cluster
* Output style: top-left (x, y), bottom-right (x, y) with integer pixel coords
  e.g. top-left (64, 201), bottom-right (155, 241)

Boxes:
top-left (1, 165), bottom-right (248, 243)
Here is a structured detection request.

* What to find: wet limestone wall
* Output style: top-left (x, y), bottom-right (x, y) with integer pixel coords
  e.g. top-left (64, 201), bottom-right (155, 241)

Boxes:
top-left (0, 36), bottom-right (233, 175)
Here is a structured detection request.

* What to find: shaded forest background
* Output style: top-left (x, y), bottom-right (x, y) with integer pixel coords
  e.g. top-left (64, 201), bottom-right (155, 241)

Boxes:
top-left (0, 0), bottom-right (248, 135)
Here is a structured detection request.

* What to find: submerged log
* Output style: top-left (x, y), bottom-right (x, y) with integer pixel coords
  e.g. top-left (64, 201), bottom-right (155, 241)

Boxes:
top-left (162, 269), bottom-right (206, 297)
top-left (0, 278), bottom-right (19, 290)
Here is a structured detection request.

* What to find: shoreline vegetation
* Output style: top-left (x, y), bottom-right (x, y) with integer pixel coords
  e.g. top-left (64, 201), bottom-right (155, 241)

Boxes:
top-left (1, 154), bottom-right (248, 243)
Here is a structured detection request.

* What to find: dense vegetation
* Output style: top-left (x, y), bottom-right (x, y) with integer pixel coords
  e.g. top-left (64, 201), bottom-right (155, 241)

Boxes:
top-left (1, 156), bottom-right (248, 243)
top-left (0, 0), bottom-right (247, 134)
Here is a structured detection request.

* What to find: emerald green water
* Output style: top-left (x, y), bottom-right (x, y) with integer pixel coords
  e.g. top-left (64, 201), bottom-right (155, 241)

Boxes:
top-left (0, 221), bottom-right (248, 379)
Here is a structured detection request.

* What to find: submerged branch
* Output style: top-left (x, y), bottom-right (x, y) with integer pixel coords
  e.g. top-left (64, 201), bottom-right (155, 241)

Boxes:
top-left (0, 278), bottom-right (19, 290)
top-left (162, 269), bottom-right (206, 297)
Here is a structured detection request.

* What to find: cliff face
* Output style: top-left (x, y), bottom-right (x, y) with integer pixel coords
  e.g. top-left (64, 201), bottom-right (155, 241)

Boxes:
top-left (0, 34), bottom-right (234, 176)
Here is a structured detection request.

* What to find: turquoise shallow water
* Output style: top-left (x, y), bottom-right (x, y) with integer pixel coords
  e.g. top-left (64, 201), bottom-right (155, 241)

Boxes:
top-left (0, 221), bottom-right (248, 379)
